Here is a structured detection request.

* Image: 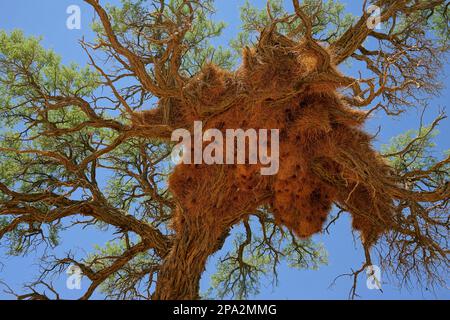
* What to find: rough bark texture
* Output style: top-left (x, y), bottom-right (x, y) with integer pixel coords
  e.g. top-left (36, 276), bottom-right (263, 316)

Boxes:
top-left (153, 220), bottom-right (227, 299)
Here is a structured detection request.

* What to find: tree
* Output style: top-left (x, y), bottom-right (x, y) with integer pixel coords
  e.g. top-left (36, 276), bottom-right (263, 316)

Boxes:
top-left (0, 0), bottom-right (448, 300)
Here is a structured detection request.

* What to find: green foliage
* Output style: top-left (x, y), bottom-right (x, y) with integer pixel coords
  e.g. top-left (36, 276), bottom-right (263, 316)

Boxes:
top-left (393, 1), bottom-right (450, 46)
top-left (230, 0), bottom-right (355, 56)
top-left (205, 218), bottom-right (327, 299)
top-left (92, 0), bottom-right (235, 73)
top-left (431, 3), bottom-right (450, 45)
top-left (0, 31), bottom-right (104, 254)
top-left (382, 127), bottom-right (440, 172)
top-left (382, 126), bottom-right (449, 188)
top-left (87, 239), bottom-right (160, 299)
top-left (0, 30), bottom-right (98, 111)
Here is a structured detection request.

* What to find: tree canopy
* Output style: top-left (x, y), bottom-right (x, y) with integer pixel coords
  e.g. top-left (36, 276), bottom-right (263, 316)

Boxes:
top-left (0, 0), bottom-right (449, 300)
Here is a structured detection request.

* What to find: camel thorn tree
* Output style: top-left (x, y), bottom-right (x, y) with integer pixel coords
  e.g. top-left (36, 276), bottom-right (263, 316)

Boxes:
top-left (0, 0), bottom-right (448, 300)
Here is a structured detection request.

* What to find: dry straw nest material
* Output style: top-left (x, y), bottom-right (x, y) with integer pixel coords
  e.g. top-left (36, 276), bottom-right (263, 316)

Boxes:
top-left (136, 32), bottom-right (396, 246)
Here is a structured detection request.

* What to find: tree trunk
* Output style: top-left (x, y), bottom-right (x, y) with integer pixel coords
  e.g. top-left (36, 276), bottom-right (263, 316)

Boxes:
top-left (152, 218), bottom-right (228, 300)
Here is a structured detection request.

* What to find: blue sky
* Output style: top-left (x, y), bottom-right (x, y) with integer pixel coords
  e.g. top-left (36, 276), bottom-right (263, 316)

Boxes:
top-left (0, 0), bottom-right (448, 300)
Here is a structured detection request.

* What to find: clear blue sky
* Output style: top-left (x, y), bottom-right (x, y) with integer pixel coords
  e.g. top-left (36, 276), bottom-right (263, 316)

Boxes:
top-left (0, 0), bottom-right (448, 300)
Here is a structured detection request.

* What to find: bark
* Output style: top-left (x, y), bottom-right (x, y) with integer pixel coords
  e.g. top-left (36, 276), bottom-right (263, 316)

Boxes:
top-left (153, 217), bottom-right (229, 300)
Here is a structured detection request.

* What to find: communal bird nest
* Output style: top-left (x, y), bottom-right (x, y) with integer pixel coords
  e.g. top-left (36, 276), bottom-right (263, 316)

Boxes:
top-left (134, 31), bottom-right (398, 247)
